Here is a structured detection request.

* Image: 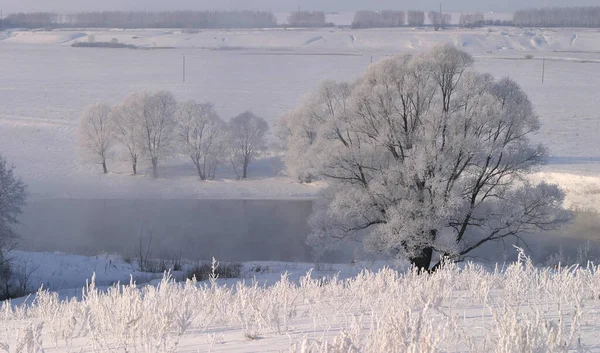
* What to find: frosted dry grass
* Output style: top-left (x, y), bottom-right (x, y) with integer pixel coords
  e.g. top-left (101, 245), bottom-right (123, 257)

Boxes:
top-left (0, 253), bottom-right (598, 353)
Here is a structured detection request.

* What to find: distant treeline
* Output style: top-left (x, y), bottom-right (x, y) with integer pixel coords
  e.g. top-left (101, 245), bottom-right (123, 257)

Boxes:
top-left (428, 11), bottom-right (452, 30)
top-left (351, 11), bottom-right (492, 29)
top-left (352, 11), bottom-right (426, 28)
top-left (352, 10), bottom-right (407, 28)
top-left (352, 7), bottom-right (600, 29)
top-left (514, 7), bottom-right (600, 28)
top-left (3, 10), bottom-right (277, 29)
top-left (4, 7), bottom-right (600, 30)
top-left (407, 11), bottom-right (426, 26)
top-left (459, 13), bottom-right (485, 27)
top-left (287, 11), bottom-right (328, 27)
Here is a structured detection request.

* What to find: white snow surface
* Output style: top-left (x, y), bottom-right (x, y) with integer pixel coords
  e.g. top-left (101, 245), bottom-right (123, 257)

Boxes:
top-left (3, 250), bottom-right (600, 352)
top-left (1, 27), bottom-right (600, 207)
top-left (4, 27), bottom-right (600, 53)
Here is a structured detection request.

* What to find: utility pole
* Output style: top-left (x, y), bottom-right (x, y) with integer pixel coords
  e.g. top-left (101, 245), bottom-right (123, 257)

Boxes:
top-left (542, 57), bottom-right (545, 84)
top-left (182, 55), bottom-right (186, 83)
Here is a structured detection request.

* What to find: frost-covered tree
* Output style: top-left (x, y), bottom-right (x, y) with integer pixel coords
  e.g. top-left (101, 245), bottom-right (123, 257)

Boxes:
top-left (407, 11), bottom-right (425, 26)
top-left (228, 111), bottom-right (269, 179)
top-left (78, 103), bottom-right (114, 174)
top-left (282, 45), bottom-right (572, 270)
top-left (111, 97), bottom-right (144, 175)
top-left (287, 11), bottom-right (326, 27)
top-left (514, 7), bottom-right (600, 28)
top-left (277, 81), bottom-right (350, 183)
top-left (139, 91), bottom-right (178, 179)
top-left (352, 10), bottom-right (406, 28)
top-left (113, 91), bottom-right (177, 178)
top-left (459, 13), bottom-right (485, 27)
top-left (177, 100), bottom-right (227, 180)
top-left (0, 156), bottom-right (27, 290)
top-left (429, 11), bottom-right (452, 30)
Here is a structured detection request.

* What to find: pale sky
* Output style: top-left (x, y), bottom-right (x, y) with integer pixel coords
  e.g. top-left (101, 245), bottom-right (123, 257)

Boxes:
top-left (3, 0), bottom-right (599, 14)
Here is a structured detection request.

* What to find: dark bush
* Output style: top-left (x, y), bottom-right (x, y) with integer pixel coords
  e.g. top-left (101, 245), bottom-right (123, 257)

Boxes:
top-left (72, 42), bottom-right (137, 49)
top-left (186, 261), bottom-right (242, 281)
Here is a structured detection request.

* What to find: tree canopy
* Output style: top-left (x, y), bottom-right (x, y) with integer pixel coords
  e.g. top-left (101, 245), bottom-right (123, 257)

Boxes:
top-left (280, 44), bottom-right (571, 270)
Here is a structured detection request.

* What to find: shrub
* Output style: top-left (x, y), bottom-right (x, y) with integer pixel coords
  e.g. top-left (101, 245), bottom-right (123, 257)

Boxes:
top-left (72, 42), bottom-right (137, 49)
top-left (186, 260), bottom-right (242, 281)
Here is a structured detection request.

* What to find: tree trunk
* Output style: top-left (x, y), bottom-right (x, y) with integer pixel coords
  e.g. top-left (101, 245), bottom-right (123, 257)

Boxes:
top-left (132, 162), bottom-right (137, 175)
top-left (409, 246), bottom-right (434, 272)
top-left (242, 163), bottom-right (248, 179)
top-left (102, 160), bottom-right (108, 174)
top-left (152, 158), bottom-right (159, 179)
top-left (195, 161), bottom-right (205, 180)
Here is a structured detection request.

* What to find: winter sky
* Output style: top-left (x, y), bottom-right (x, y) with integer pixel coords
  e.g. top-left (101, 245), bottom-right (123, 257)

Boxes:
top-left (4, 0), bottom-right (599, 14)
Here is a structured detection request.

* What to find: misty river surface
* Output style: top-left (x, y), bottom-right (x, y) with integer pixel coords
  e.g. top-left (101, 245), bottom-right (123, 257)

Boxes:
top-left (15, 199), bottom-right (600, 265)
top-left (16, 199), bottom-right (326, 262)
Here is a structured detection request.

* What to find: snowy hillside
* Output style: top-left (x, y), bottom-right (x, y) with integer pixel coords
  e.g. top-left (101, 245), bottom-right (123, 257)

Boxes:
top-left (4, 27), bottom-right (600, 54)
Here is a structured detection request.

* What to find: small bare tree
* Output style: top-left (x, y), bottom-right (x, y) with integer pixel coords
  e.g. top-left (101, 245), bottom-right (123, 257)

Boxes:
top-left (228, 111), bottom-right (269, 179)
top-left (0, 156), bottom-right (27, 299)
top-left (177, 100), bottom-right (227, 180)
top-left (111, 99), bottom-right (144, 175)
top-left (78, 103), bottom-right (114, 174)
top-left (112, 91), bottom-right (177, 178)
top-left (140, 91), bottom-right (178, 179)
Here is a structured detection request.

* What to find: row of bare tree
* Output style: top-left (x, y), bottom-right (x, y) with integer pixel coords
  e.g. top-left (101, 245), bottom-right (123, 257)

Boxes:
top-left (352, 10), bottom-right (406, 28)
top-left (7, 7), bottom-right (600, 31)
top-left (78, 91), bottom-right (269, 180)
top-left (428, 12), bottom-right (453, 30)
top-left (351, 11), bottom-right (428, 28)
top-left (287, 11), bottom-right (327, 27)
top-left (3, 11), bottom-right (277, 29)
top-left (514, 7), bottom-right (600, 28)
top-left (459, 13), bottom-right (485, 28)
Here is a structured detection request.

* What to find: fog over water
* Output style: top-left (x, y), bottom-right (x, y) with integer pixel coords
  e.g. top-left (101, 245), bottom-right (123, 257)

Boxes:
top-left (14, 198), bottom-right (600, 265)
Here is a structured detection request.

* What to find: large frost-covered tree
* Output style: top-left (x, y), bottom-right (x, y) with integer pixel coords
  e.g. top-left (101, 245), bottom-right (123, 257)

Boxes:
top-left (228, 111), bottom-right (269, 179)
top-left (177, 100), bottom-right (227, 180)
top-left (278, 81), bottom-right (350, 183)
top-left (282, 44), bottom-right (571, 270)
top-left (78, 103), bottom-right (114, 174)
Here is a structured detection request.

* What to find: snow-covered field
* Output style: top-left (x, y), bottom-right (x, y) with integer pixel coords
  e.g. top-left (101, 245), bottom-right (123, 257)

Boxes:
top-left (2, 25), bottom-right (600, 352)
top-left (1, 27), bottom-right (600, 205)
top-left (3, 249), bottom-right (600, 352)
